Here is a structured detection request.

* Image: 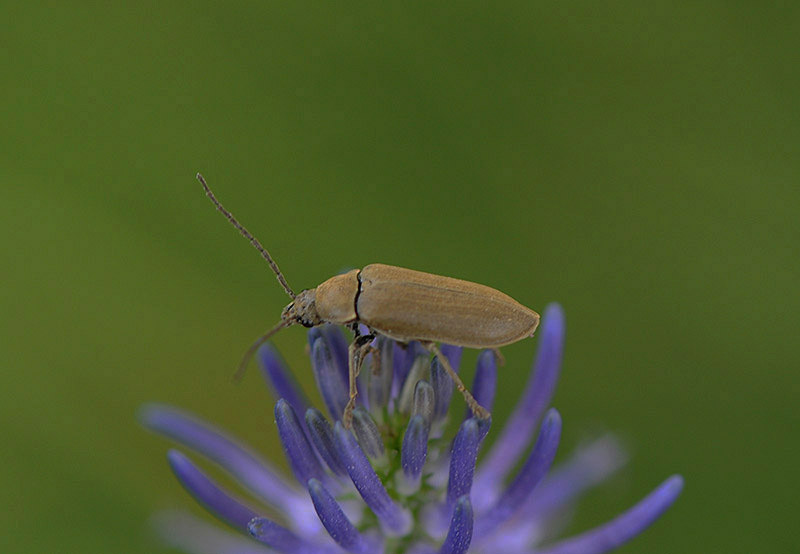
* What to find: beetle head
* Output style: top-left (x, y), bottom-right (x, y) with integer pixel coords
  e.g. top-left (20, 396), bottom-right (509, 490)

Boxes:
top-left (281, 288), bottom-right (323, 328)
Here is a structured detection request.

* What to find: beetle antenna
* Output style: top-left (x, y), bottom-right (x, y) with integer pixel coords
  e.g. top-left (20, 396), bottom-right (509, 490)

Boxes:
top-left (197, 173), bottom-right (296, 299)
top-left (233, 319), bottom-right (292, 382)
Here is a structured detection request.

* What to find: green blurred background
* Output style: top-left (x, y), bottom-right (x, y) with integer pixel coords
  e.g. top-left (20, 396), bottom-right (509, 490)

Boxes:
top-left (2, 2), bottom-right (797, 553)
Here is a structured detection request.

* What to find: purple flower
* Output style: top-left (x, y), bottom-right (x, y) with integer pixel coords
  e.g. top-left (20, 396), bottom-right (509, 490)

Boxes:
top-left (141, 303), bottom-right (683, 554)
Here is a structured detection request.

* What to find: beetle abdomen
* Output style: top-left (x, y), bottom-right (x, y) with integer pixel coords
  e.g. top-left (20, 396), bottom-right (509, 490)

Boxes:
top-left (357, 264), bottom-right (539, 348)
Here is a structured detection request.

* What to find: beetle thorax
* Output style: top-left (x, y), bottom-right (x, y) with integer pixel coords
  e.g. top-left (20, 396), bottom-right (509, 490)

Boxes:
top-left (282, 289), bottom-right (323, 328)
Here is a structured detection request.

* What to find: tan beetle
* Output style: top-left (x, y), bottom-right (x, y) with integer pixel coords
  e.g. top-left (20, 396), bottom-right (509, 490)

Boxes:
top-left (197, 174), bottom-right (540, 428)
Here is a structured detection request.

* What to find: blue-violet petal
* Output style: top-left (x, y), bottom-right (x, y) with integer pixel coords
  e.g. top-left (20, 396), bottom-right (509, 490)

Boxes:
top-left (334, 422), bottom-right (412, 536)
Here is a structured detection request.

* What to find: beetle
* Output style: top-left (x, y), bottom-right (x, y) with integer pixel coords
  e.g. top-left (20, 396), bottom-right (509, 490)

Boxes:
top-left (197, 173), bottom-right (540, 428)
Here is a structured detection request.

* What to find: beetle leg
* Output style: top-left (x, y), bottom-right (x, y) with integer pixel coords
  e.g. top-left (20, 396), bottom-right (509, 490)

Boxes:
top-left (343, 330), bottom-right (376, 429)
top-left (491, 348), bottom-right (506, 366)
top-left (347, 323), bottom-right (377, 376)
top-left (421, 342), bottom-right (490, 421)
top-left (369, 342), bottom-right (381, 377)
top-left (352, 335), bottom-right (375, 380)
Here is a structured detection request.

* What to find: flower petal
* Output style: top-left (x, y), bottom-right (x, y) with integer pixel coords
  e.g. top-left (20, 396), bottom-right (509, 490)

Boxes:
top-left (399, 414), bottom-right (429, 494)
top-left (428, 417), bottom-right (488, 536)
top-left (334, 422), bottom-right (412, 536)
top-left (166, 450), bottom-right (259, 531)
top-left (445, 419), bottom-right (482, 512)
top-left (304, 408), bottom-right (347, 477)
top-left (351, 407), bottom-right (386, 464)
top-left (439, 344), bottom-right (463, 373)
top-left (527, 434), bottom-right (627, 518)
top-left (309, 332), bottom-right (349, 421)
top-left (392, 341), bottom-right (426, 403)
top-left (274, 399), bottom-right (334, 492)
top-left (366, 336), bottom-right (394, 420)
top-left (439, 496), bottom-right (473, 554)
top-left (533, 475), bottom-right (684, 554)
top-left (496, 435), bottom-right (628, 548)
top-left (398, 350), bottom-right (433, 415)
top-left (307, 478), bottom-right (384, 554)
top-left (151, 510), bottom-right (275, 554)
top-left (247, 517), bottom-right (337, 554)
top-left (465, 350), bottom-right (497, 420)
top-left (475, 409), bottom-right (562, 540)
top-left (430, 356), bottom-right (454, 424)
top-left (413, 380), bottom-right (435, 427)
top-left (257, 343), bottom-right (309, 418)
top-left (139, 405), bottom-right (312, 529)
top-left (315, 325), bottom-right (350, 384)
top-left (475, 303), bottom-right (565, 499)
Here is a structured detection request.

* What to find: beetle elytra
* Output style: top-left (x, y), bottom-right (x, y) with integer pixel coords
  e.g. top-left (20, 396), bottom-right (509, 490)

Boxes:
top-left (197, 173), bottom-right (540, 428)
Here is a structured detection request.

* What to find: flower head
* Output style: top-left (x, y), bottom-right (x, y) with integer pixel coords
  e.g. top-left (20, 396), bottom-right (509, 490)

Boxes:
top-left (141, 304), bottom-right (682, 554)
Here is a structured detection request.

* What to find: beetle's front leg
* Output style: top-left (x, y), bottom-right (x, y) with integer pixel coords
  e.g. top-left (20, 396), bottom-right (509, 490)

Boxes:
top-left (343, 325), bottom-right (375, 429)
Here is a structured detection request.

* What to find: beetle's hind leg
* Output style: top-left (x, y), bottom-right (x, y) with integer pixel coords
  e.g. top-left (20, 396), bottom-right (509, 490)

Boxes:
top-left (422, 342), bottom-right (490, 421)
top-left (343, 325), bottom-right (376, 429)
top-left (491, 348), bottom-right (506, 366)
